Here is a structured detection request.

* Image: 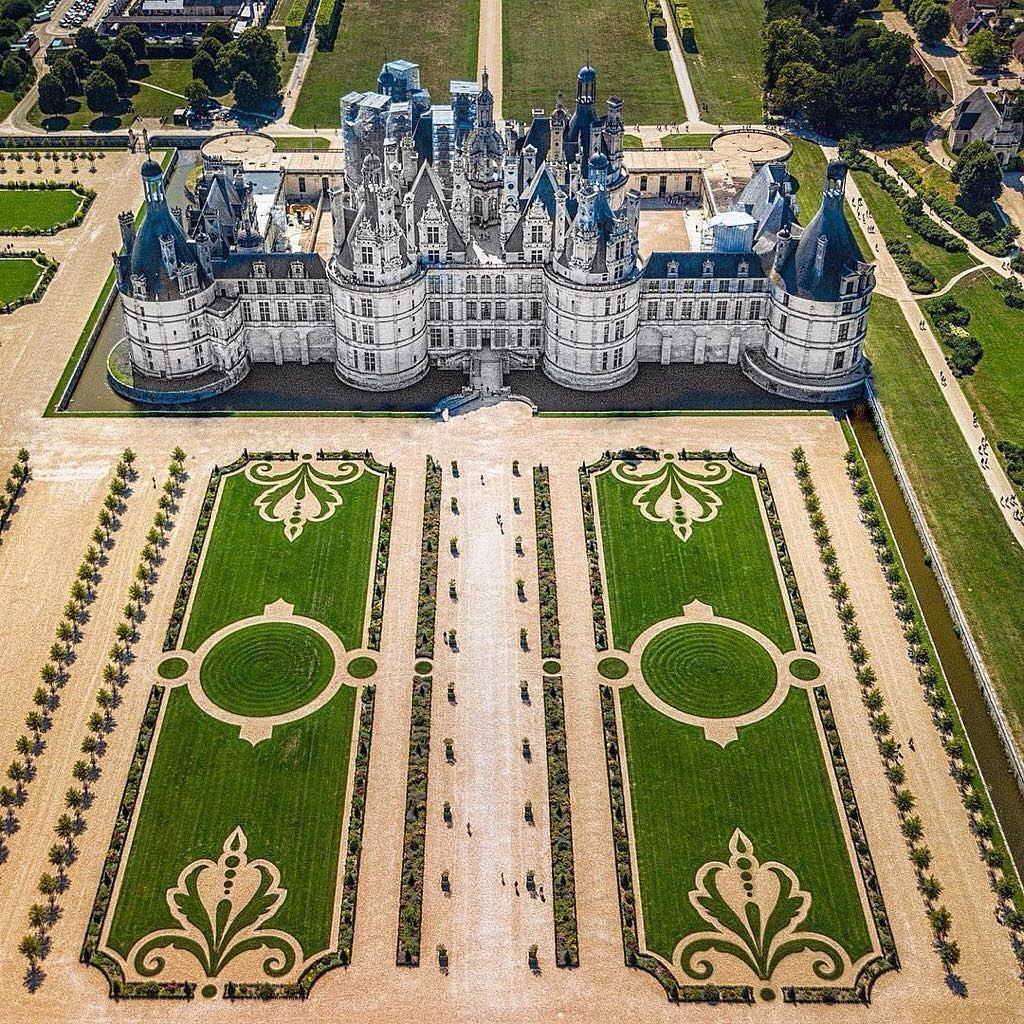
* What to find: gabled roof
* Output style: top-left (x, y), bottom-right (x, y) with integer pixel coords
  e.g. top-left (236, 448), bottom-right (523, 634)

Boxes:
top-left (408, 159), bottom-right (466, 253)
top-left (505, 165), bottom-right (560, 253)
top-left (952, 86), bottom-right (1000, 139)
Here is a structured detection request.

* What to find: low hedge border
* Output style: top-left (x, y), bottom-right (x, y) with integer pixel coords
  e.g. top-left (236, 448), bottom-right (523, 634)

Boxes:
top-left (793, 445), bottom-right (968, 982)
top-left (542, 674), bottom-right (578, 967)
top-left (533, 465), bottom-right (560, 659)
top-left (415, 455), bottom-right (442, 658)
top-left (1, 250), bottom-right (59, 314)
top-left (397, 672), bottom-right (432, 966)
top-left (0, 448), bottom-right (29, 537)
top-left (840, 428), bottom-right (1024, 966)
top-left (579, 453), bottom-right (615, 650)
top-left (599, 684), bottom-right (753, 1004)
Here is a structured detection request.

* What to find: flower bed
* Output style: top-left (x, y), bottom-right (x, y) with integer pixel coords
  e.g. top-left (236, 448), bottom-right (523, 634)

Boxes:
top-left (416, 455), bottom-right (442, 659)
top-left (533, 465), bottom-right (560, 659)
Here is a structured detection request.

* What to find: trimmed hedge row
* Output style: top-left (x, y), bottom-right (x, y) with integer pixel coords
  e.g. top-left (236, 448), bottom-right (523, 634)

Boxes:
top-left (533, 465), bottom-right (560, 659)
top-left (542, 674), bottom-right (578, 967)
top-left (397, 673), bottom-right (432, 966)
top-left (841, 431), bottom-right (1024, 965)
top-left (579, 454), bottom-right (614, 650)
top-left (314, 0), bottom-right (343, 49)
top-left (416, 455), bottom-right (442, 658)
top-left (283, 0), bottom-right (314, 46)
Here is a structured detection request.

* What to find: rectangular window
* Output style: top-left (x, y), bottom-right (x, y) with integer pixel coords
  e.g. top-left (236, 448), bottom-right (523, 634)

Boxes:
top-left (496, 301), bottom-right (507, 319)
top-left (277, 302), bottom-right (288, 320)
top-left (698, 300), bottom-right (709, 320)
top-left (256, 280), bottom-right (268, 295)
top-left (750, 300), bottom-right (762, 319)
top-left (603, 324), bottom-right (610, 343)
top-left (833, 350), bottom-right (846, 370)
top-left (715, 300), bottom-right (727, 320)
top-left (679, 301), bottom-right (693, 318)
top-left (604, 297), bottom-right (611, 315)
top-left (296, 301), bottom-right (308, 320)
top-left (427, 225), bottom-right (441, 245)
top-left (530, 327), bottom-right (541, 346)
top-left (665, 301), bottom-right (674, 319)
top-left (466, 328), bottom-right (478, 347)
top-left (189, 318), bottom-right (202, 339)
top-left (360, 297), bottom-right (373, 317)
top-left (838, 322), bottom-right (850, 342)
top-left (361, 323), bottom-right (375, 345)
top-left (429, 326), bottom-right (442, 346)
top-left (530, 300), bottom-right (542, 319)
top-left (481, 302), bottom-right (492, 320)
top-left (647, 301), bottom-right (658, 319)
top-left (842, 300), bottom-right (853, 315)
top-left (360, 245), bottom-right (374, 265)
top-left (614, 319), bottom-right (625, 341)
top-left (530, 224), bottom-right (544, 244)
top-left (466, 301), bottom-right (478, 320)
top-left (601, 350), bottom-right (609, 371)
top-left (187, 297), bottom-right (197, 312)
top-left (298, 176), bottom-right (307, 193)
top-left (428, 276), bottom-right (442, 293)
top-left (314, 301), bottom-right (328, 320)
top-left (364, 350), bottom-right (376, 371)
top-left (779, 313), bottom-right (788, 333)
top-left (242, 301), bottom-right (253, 320)
top-left (613, 346), bottom-right (623, 368)
top-left (258, 301), bottom-right (271, 322)
top-left (734, 302), bottom-right (744, 320)
top-left (428, 301), bottom-right (441, 319)
top-left (361, 269), bottom-right (374, 284)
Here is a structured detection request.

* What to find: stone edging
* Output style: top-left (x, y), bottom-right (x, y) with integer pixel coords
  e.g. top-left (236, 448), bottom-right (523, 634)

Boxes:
top-left (396, 671), bottom-right (432, 967)
top-left (0, 180), bottom-right (95, 235)
top-left (533, 464), bottom-right (560, 659)
top-left (542, 673), bottom-right (578, 967)
top-left (1, 250), bottom-right (58, 314)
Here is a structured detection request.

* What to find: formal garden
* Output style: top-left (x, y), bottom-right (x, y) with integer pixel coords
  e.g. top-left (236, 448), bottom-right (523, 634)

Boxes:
top-left (582, 450), bottom-right (895, 1003)
top-left (82, 452), bottom-right (390, 998)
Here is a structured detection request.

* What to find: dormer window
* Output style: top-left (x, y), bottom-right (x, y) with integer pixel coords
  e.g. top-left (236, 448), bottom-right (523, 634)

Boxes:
top-left (738, 260), bottom-right (749, 278)
top-left (253, 261), bottom-right (267, 279)
top-left (131, 275), bottom-right (147, 300)
top-left (667, 260), bottom-right (679, 279)
top-left (290, 261), bottom-right (305, 279)
top-left (702, 259), bottom-right (714, 277)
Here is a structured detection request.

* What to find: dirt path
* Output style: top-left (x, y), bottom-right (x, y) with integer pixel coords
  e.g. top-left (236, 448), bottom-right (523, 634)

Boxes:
top-left (477, 0), bottom-right (503, 122)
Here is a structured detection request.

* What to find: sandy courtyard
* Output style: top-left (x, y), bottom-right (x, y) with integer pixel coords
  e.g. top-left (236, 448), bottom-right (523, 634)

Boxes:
top-left (0, 155), bottom-right (1021, 1024)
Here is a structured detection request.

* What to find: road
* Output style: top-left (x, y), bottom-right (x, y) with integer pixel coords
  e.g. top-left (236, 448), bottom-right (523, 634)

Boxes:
top-left (830, 143), bottom-right (1024, 549)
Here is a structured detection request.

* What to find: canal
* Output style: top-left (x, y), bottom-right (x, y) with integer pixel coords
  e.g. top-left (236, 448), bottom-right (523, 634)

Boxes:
top-left (850, 406), bottom-right (1024, 880)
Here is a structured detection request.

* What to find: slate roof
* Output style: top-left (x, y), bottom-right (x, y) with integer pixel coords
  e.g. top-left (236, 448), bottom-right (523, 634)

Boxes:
top-left (213, 251), bottom-right (328, 280)
top-left (952, 86), bottom-right (1001, 140)
top-left (643, 250), bottom-right (772, 279)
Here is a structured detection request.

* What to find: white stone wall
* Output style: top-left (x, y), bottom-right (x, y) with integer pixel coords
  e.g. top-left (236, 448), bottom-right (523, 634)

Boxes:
top-left (123, 284), bottom-right (218, 378)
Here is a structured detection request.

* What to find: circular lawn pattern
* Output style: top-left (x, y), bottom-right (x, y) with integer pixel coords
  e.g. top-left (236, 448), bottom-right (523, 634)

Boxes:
top-left (199, 622), bottom-right (335, 717)
top-left (157, 656), bottom-right (188, 680)
top-left (598, 656), bottom-right (629, 680)
top-left (347, 656), bottom-right (377, 679)
top-left (640, 623), bottom-right (777, 719)
top-left (789, 657), bottom-right (821, 681)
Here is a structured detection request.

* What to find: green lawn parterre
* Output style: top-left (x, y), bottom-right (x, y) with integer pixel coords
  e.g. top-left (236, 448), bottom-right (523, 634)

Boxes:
top-left (100, 456), bottom-right (384, 988)
top-left (679, 0), bottom-right (763, 124)
top-left (0, 256), bottom-right (46, 307)
top-left (592, 458), bottom-right (881, 987)
top-left (502, 0), bottom-right (683, 125)
top-left (0, 186), bottom-right (88, 233)
top-left (293, 0), bottom-right (480, 129)
top-left (640, 622), bottom-right (777, 718)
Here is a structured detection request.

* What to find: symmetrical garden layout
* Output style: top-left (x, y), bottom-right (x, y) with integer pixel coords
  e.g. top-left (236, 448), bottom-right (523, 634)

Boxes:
top-left (84, 452), bottom-right (390, 998)
top-left (583, 451), bottom-right (896, 1003)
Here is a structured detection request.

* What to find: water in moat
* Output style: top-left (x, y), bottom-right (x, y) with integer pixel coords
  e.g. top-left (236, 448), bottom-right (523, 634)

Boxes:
top-left (850, 406), bottom-right (1024, 880)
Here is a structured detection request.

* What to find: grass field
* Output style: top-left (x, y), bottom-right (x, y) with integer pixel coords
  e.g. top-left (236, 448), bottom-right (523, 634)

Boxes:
top-left (921, 271), bottom-right (1024, 446)
top-left (660, 133), bottom-right (715, 149)
top-left (274, 136), bottom-right (331, 151)
top-left (681, 0), bottom-right (763, 124)
top-left (102, 458), bottom-right (381, 981)
top-left (853, 168), bottom-right (976, 290)
top-left (594, 460), bottom-right (877, 981)
top-left (0, 256), bottom-right (45, 306)
top-left (292, 0), bottom-right (479, 129)
top-left (502, 0), bottom-right (683, 125)
top-left (866, 294), bottom-right (1024, 749)
top-left (786, 137), bottom-right (871, 258)
top-left (882, 145), bottom-right (957, 203)
top-left (0, 186), bottom-right (85, 233)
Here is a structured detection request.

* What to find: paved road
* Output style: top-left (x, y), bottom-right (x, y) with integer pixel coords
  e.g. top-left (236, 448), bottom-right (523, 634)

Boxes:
top-left (477, 0), bottom-right (502, 122)
top-left (657, 0), bottom-right (704, 126)
top-left (830, 143), bottom-right (1024, 548)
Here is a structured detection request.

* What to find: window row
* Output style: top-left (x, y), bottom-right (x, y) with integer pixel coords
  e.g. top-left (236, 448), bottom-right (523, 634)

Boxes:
top-left (238, 279), bottom-right (327, 295)
top-left (242, 300), bottom-right (331, 323)
top-left (427, 273), bottom-right (544, 295)
top-left (426, 299), bottom-right (544, 321)
top-left (646, 278), bottom-right (765, 294)
top-left (645, 299), bottom-right (764, 322)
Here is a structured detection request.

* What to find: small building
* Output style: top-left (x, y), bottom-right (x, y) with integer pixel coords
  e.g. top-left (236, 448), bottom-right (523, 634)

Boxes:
top-left (949, 86), bottom-right (1023, 165)
top-left (951, 0), bottom-right (989, 41)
